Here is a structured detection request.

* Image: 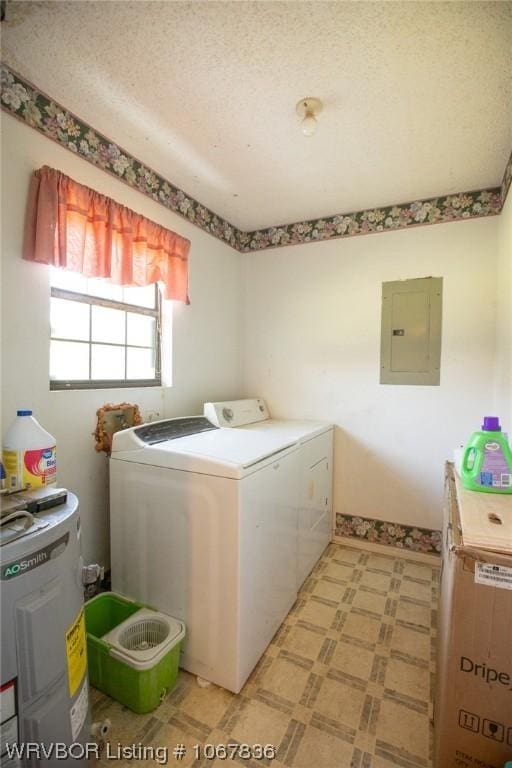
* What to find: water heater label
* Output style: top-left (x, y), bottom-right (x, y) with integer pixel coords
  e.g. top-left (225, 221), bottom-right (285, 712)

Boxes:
top-left (66, 608), bottom-right (87, 697)
top-left (0, 679), bottom-right (18, 764)
top-left (0, 533), bottom-right (69, 580)
top-left (70, 680), bottom-right (88, 740)
top-left (0, 716), bottom-right (19, 761)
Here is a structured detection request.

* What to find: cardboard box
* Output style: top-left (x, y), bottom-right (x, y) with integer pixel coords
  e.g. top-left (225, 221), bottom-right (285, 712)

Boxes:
top-left (434, 464), bottom-right (512, 768)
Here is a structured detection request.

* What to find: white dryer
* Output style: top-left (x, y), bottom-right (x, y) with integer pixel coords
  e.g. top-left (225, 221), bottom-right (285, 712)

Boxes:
top-left (110, 416), bottom-right (302, 693)
top-left (204, 399), bottom-right (334, 586)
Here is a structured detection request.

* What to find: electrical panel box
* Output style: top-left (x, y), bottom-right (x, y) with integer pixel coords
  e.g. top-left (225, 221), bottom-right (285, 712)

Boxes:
top-left (380, 277), bottom-right (442, 385)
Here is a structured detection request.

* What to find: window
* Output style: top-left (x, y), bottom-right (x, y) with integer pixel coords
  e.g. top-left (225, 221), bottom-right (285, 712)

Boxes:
top-left (50, 269), bottom-right (161, 390)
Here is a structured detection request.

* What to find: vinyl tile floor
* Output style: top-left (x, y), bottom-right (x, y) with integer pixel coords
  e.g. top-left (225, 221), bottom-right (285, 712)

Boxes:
top-left (91, 543), bottom-right (439, 768)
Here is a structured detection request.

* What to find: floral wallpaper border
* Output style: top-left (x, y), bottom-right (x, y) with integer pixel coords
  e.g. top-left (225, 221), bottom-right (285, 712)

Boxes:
top-left (238, 187), bottom-right (502, 252)
top-left (335, 513), bottom-right (441, 555)
top-left (1, 62), bottom-right (509, 254)
top-left (0, 64), bottom-right (240, 250)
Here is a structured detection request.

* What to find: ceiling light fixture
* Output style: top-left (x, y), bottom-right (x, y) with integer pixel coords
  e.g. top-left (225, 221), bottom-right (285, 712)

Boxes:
top-left (296, 97), bottom-right (323, 137)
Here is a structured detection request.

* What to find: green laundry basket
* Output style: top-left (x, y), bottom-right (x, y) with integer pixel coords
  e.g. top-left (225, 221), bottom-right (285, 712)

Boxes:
top-left (84, 593), bottom-right (185, 714)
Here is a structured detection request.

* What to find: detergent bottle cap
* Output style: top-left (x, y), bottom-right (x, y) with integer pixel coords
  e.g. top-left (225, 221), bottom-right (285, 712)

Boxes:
top-left (482, 416), bottom-right (501, 432)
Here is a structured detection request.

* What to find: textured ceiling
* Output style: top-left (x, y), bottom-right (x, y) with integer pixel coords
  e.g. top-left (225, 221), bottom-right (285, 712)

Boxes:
top-left (2, 1), bottom-right (511, 231)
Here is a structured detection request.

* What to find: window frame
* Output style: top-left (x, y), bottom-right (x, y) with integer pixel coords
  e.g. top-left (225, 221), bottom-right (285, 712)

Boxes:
top-left (50, 284), bottom-right (162, 390)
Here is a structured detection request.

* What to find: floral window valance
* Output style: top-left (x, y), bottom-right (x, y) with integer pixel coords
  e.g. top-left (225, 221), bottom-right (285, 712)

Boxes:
top-left (23, 165), bottom-right (190, 302)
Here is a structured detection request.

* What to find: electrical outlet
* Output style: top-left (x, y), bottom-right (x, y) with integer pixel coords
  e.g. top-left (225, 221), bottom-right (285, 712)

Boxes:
top-left (143, 410), bottom-right (160, 423)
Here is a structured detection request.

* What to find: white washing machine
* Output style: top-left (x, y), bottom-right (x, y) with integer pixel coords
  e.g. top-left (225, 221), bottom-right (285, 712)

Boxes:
top-left (110, 403), bottom-right (333, 693)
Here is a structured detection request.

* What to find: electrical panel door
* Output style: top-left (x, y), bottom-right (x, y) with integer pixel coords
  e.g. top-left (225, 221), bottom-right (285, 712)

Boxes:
top-left (380, 277), bottom-right (442, 385)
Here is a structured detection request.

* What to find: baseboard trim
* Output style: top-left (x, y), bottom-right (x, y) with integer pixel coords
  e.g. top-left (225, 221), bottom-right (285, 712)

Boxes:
top-left (334, 512), bottom-right (441, 556)
top-left (332, 534), bottom-right (441, 566)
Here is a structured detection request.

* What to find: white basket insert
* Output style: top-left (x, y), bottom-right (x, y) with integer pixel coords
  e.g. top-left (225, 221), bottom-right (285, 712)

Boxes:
top-left (103, 609), bottom-right (185, 670)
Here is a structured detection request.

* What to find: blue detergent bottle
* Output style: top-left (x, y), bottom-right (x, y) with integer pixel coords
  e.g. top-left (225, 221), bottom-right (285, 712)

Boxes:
top-left (461, 416), bottom-right (512, 494)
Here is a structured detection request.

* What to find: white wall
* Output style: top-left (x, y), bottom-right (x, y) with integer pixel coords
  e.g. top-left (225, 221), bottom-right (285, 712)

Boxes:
top-left (242, 218), bottom-right (499, 531)
top-left (495, 189), bottom-right (512, 429)
top-left (1, 114), bottom-right (243, 566)
top-left (1, 111), bottom-right (506, 558)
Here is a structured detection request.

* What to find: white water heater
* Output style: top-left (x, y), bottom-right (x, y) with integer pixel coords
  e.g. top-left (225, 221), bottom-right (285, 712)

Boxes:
top-left (1, 492), bottom-right (90, 767)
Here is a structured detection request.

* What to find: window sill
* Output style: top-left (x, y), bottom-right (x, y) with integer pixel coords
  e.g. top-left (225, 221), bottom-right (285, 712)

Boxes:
top-left (50, 379), bottom-right (162, 391)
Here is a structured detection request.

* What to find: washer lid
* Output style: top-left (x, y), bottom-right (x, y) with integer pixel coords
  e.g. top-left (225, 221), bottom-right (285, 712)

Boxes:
top-left (111, 423), bottom-right (298, 477)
